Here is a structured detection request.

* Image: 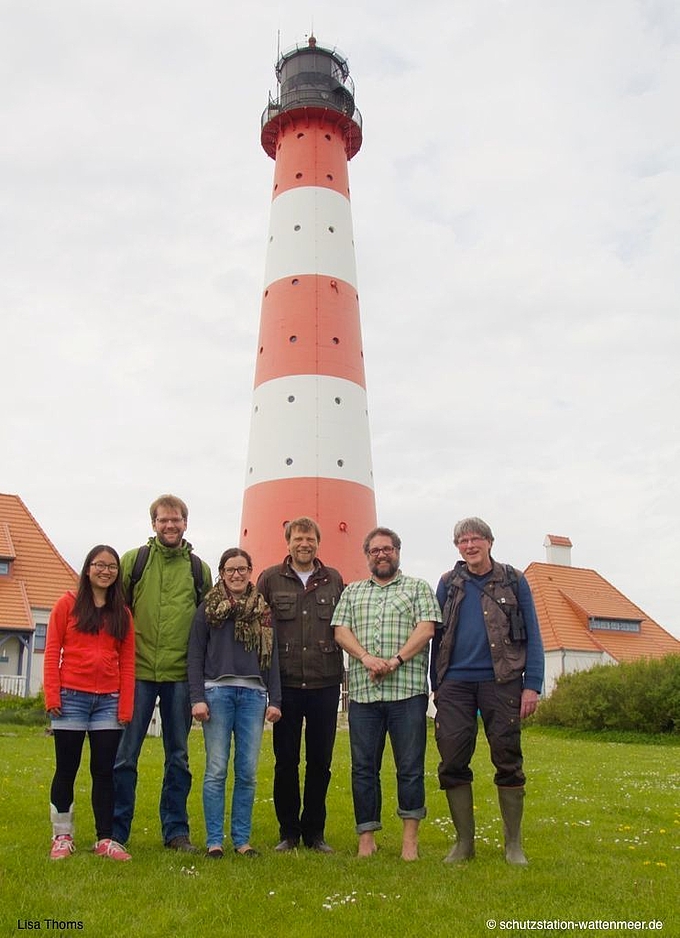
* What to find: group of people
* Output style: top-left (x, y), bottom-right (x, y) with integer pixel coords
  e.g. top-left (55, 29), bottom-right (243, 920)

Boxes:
top-left (45, 495), bottom-right (544, 866)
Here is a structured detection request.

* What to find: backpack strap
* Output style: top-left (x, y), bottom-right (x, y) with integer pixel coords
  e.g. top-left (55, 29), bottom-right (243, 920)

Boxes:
top-left (189, 552), bottom-right (205, 606)
top-left (125, 545), bottom-right (151, 607)
top-left (125, 544), bottom-right (204, 608)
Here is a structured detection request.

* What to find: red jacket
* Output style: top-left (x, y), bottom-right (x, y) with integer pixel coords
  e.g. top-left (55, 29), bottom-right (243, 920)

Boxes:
top-left (44, 591), bottom-right (135, 722)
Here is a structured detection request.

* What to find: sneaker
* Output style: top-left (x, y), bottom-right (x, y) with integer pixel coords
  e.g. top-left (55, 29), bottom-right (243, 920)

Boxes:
top-left (93, 838), bottom-right (131, 861)
top-left (50, 835), bottom-right (75, 860)
top-left (165, 835), bottom-right (199, 854)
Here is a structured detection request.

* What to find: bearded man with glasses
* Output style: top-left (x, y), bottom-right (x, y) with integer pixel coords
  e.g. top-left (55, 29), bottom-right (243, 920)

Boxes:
top-left (112, 494), bottom-right (211, 853)
top-left (331, 526), bottom-right (440, 860)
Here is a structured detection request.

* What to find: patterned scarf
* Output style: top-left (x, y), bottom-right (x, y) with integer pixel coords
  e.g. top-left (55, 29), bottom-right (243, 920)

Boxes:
top-left (203, 579), bottom-right (273, 671)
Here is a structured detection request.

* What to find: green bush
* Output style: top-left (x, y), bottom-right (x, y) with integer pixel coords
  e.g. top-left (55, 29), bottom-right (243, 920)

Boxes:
top-left (0, 688), bottom-right (47, 725)
top-left (535, 654), bottom-right (680, 734)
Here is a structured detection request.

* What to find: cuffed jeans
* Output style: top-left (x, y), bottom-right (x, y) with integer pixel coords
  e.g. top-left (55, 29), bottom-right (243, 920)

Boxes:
top-left (202, 685), bottom-right (267, 850)
top-left (434, 677), bottom-right (526, 789)
top-left (272, 684), bottom-right (339, 845)
top-left (113, 679), bottom-right (193, 845)
top-left (348, 694), bottom-right (428, 833)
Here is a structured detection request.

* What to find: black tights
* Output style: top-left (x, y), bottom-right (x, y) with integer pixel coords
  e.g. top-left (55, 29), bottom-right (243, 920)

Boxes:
top-left (51, 729), bottom-right (122, 840)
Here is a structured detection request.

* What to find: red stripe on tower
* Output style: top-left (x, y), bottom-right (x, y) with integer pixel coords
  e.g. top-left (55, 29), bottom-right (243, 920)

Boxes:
top-left (240, 36), bottom-right (377, 582)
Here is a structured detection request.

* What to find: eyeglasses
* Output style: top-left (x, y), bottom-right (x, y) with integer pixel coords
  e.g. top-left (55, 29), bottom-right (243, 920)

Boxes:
top-left (455, 536), bottom-right (486, 547)
top-left (223, 566), bottom-right (251, 577)
top-left (367, 546), bottom-right (397, 557)
top-left (155, 517), bottom-right (184, 526)
top-left (91, 562), bottom-right (119, 573)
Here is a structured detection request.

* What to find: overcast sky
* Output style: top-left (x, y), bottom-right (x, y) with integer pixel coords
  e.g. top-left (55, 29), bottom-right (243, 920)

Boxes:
top-left (2, 1), bottom-right (679, 638)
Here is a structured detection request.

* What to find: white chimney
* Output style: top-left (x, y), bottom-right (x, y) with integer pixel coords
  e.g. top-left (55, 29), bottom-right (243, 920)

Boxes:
top-left (544, 534), bottom-right (572, 566)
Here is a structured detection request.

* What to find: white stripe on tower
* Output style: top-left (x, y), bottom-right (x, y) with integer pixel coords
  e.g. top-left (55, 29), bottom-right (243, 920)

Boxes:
top-left (240, 37), bottom-right (377, 581)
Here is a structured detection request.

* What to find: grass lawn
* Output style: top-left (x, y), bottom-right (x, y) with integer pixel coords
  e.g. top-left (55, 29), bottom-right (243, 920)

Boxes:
top-left (1, 720), bottom-right (677, 938)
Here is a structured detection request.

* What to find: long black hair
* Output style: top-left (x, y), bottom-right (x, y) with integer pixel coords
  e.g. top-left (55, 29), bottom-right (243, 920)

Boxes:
top-left (72, 545), bottom-right (130, 641)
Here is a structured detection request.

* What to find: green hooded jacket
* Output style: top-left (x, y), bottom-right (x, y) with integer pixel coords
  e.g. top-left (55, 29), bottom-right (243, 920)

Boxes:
top-left (121, 537), bottom-right (212, 682)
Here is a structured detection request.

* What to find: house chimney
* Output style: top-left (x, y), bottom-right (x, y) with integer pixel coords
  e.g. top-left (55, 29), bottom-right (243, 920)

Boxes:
top-left (544, 534), bottom-right (572, 566)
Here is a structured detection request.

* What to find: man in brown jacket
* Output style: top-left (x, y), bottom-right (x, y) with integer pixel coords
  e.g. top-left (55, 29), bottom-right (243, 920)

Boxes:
top-left (257, 517), bottom-right (344, 853)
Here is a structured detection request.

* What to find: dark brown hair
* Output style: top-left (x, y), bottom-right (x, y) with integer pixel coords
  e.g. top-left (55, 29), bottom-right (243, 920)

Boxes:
top-left (72, 545), bottom-right (130, 641)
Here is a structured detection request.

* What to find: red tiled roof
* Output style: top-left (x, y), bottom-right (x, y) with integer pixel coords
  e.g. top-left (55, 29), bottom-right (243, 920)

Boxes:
top-left (0, 578), bottom-right (32, 629)
top-left (0, 523), bottom-right (16, 559)
top-left (524, 561), bottom-right (680, 662)
top-left (545, 535), bottom-right (572, 547)
top-left (0, 494), bottom-right (78, 630)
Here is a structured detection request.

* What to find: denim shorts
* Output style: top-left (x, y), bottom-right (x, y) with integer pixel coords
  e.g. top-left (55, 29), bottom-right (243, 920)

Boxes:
top-left (50, 688), bottom-right (121, 731)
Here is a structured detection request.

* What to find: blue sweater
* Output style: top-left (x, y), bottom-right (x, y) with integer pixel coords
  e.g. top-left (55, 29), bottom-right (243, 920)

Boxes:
top-left (435, 570), bottom-right (544, 693)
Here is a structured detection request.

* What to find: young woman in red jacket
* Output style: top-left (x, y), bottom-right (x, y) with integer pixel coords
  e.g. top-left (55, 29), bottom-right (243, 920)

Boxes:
top-left (44, 545), bottom-right (135, 861)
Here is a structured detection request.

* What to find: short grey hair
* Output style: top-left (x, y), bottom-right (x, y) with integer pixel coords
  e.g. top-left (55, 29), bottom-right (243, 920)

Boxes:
top-left (453, 517), bottom-right (494, 545)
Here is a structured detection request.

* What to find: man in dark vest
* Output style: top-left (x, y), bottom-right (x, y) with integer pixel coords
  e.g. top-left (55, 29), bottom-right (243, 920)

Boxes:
top-left (432, 517), bottom-right (544, 865)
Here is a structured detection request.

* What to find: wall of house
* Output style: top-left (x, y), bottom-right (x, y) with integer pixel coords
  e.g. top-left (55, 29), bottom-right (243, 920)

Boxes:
top-left (544, 648), bottom-right (616, 696)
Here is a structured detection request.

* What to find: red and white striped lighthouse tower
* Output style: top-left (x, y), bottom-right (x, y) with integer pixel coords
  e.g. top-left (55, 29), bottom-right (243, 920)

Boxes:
top-left (240, 36), bottom-right (377, 582)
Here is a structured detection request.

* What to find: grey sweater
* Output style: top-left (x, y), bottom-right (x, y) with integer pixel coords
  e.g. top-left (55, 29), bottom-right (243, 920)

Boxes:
top-left (187, 604), bottom-right (281, 709)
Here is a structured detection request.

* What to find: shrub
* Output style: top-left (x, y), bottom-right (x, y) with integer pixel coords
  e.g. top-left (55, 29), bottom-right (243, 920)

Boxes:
top-left (0, 689), bottom-right (48, 725)
top-left (535, 654), bottom-right (680, 734)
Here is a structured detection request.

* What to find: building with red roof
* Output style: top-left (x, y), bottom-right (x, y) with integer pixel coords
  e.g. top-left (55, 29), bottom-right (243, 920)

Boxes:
top-left (525, 535), bottom-right (680, 695)
top-left (0, 494), bottom-right (77, 696)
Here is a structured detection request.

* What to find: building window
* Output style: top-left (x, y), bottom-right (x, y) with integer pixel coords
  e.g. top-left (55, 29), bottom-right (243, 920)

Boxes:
top-left (0, 561), bottom-right (9, 575)
top-left (589, 617), bottom-right (641, 633)
top-left (34, 623), bottom-right (47, 652)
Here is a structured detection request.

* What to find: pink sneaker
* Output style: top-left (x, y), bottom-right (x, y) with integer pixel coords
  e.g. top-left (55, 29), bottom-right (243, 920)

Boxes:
top-left (50, 835), bottom-right (75, 860)
top-left (93, 838), bottom-right (131, 861)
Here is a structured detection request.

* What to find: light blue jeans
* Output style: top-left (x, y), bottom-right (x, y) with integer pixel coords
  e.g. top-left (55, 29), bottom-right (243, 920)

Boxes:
top-left (201, 684), bottom-right (267, 850)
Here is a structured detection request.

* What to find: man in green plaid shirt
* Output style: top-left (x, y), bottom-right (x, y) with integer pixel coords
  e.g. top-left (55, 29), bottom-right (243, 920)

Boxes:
top-left (332, 526), bottom-right (441, 860)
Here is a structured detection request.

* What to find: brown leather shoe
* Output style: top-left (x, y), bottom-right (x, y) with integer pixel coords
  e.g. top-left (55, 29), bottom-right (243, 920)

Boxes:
top-left (165, 835), bottom-right (199, 854)
top-left (274, 838), bottom-right (299, 852)
top-left (307, 838), bottom-right (334, 854)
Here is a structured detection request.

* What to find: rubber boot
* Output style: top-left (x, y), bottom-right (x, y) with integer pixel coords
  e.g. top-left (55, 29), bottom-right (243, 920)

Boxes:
top-left (498, 787), bottom-right (528, 865)
top-left (50, 802), bottom-right (74, 837)
top-left (444, 785), bottom-right (475, 862)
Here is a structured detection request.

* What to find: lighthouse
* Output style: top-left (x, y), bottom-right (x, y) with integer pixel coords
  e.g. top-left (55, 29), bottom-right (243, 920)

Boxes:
top-left (240, 36), bottom-right (377, 582)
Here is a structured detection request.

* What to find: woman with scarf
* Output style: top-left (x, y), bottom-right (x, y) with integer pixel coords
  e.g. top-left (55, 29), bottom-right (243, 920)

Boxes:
top-left (188, 548), bottom-right (281, 858)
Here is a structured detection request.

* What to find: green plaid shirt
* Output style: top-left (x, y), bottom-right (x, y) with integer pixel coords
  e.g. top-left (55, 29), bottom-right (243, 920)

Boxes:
top-left (331, 572), bottom-right (441, 703)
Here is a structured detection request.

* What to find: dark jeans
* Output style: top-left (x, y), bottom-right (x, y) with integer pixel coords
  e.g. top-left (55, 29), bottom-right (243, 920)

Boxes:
top-left (434, 677), bottom-right (525, 788)
top-left (51, 729), bottom-right (122, 839)
top-left (272, 684), bottom-right (339, 845)
top-left (113, 680), bottom-right (193, 845)
top-left (348, 694), bottom-right (428, 833)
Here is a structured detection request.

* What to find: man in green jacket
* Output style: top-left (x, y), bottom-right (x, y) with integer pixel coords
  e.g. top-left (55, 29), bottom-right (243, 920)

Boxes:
top-left (112, 494), bottom-right (211, 852)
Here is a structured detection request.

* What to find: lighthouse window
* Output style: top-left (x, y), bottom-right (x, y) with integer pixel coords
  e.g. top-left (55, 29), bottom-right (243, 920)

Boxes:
top-left (332, 337), bottom-right (339, 345)
top-left (297, 133), bottom-right (304, 139)
top-left (295, 172), bottom-right (303, 179)
top-left (294, 225), bottom-right (301, 231)
top-left (337, 459), bottom-right (344, 467)
top-left (287, 395), bottom-right (295, 403)
top-left (285, 458), bottom-right (293, 466)
top-left (328, 226), bottom-right (335, 233)
top-left (326, 174), bottom-right (333, 181)
top-left (334, 397), bottom-right (341, 404)
top-left (325, 134), bottom-right (331, 141)
top-left (289, 335), bottom-right (297, 343)
top-left (291, 278), bottom-right (299, 285)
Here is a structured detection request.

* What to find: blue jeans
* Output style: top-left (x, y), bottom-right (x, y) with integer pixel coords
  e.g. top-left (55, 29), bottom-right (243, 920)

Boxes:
top-left (348, 694), bottom-right (428, 833)
top-left (113, 680), bottom-right (193, 845)
top-left (202, 685), bottom-right (267, 850)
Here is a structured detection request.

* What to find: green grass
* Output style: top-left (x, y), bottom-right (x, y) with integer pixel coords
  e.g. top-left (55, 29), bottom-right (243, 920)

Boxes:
top-left (1, 721), bottom-right (677, 938)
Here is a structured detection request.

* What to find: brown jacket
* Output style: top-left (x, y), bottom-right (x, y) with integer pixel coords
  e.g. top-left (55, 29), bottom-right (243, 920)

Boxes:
top-left (256, 558), bottom-right (344, 689)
